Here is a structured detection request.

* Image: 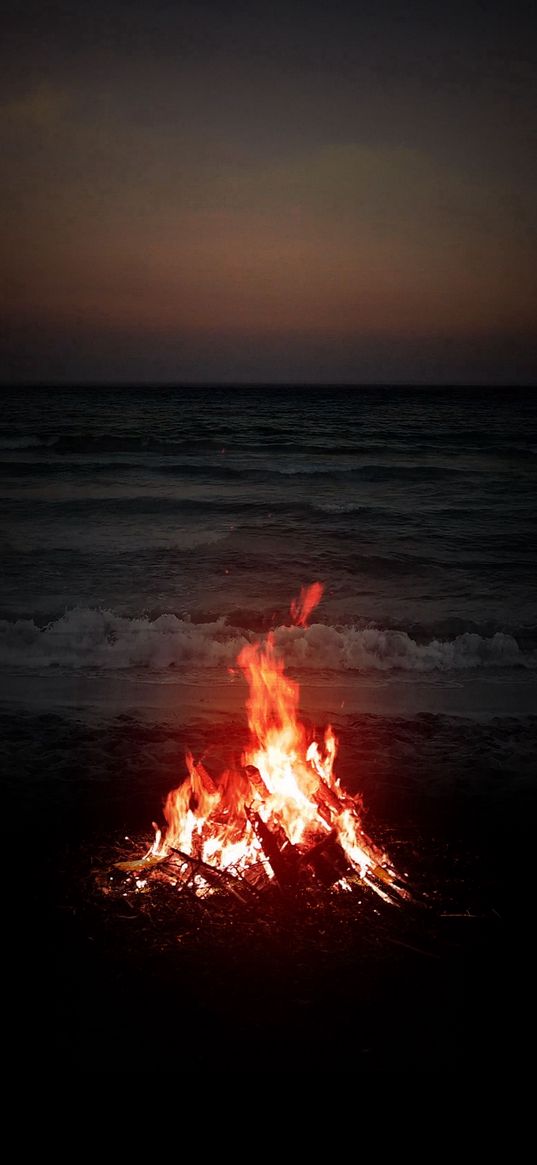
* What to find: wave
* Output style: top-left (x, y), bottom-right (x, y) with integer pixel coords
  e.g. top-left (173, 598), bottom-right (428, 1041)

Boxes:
top-left (0, 437), bottom-right (52, 451)
top-left (0, 441), bottom-right (489, 485)
top-left (0, 434), bottom-right (238, 457)
top-left (269, 463), bottom-right (463, 480)
top-left (33, 435), bottom-right (194, 455)
top-left (3, 426), bottom-right (532, 456)
top-left (0, 460), bottom-right (152, 477)
top-left (0, 608), bottom-right (534, 673)
top-left (313, 501), bottom-right (367, 514)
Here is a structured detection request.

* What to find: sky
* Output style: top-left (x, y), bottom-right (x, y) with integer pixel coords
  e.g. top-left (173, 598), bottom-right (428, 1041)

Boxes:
top-left (1, 0), bottom-right (536, 384)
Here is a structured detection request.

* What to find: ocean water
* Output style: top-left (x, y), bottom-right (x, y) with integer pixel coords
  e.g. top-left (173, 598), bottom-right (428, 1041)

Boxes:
top-left (1, 385), bottom-right (536, 716)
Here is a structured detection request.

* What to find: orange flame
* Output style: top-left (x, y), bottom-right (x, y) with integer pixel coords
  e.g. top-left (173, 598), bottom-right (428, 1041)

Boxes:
top-left (290, 581), bottom-right (324, 627)
top-left (145, 583), bottom-right (403, 900)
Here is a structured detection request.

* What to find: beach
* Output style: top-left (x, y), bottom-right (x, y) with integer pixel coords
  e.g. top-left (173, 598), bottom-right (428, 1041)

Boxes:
top-left (2, 386), bottom-right (535, 1070)
top-left (4, 701), bottom-right (535, 1072)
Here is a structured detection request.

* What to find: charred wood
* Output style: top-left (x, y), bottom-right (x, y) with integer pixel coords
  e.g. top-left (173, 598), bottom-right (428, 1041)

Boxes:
top-left (300, 831), bottom-right (351, 888)
top-left (169, 847), bottom-right (255, 905)
top-left (249, 810), bottom-right (298, 890)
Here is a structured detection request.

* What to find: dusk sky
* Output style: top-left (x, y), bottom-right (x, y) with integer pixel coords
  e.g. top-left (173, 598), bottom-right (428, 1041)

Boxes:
top-left (2, 0), bottom-right (536, 384)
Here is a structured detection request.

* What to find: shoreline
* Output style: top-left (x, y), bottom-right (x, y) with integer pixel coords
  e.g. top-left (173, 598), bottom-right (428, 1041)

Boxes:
top-left (1, 666), bottom-right (536, 722)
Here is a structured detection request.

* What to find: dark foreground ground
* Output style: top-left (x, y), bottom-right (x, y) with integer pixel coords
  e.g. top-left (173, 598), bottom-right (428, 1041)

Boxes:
top-left (3, 709), bottom-right (536, 1073)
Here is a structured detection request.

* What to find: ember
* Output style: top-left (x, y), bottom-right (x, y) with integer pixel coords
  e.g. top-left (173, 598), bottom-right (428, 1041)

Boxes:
top-left (118, 584), bottom-right (407, 903)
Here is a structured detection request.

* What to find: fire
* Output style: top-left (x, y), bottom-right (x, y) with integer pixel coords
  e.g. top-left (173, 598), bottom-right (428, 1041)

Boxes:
top-left (128, 584), bottom-right (404, 901)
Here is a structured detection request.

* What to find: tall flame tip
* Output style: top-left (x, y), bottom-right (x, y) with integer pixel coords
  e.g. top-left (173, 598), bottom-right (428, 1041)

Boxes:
top-left (290, 581), bottom-right (324, 628)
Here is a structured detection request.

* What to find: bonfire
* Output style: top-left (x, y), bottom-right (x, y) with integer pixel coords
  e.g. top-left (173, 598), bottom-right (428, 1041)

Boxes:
top-left (117, 584), bottom-right (407, 905)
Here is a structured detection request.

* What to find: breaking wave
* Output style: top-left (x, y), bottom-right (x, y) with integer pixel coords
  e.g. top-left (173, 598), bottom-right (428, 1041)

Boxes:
top-left (312, 501), bottom-right (366, 513)
top-left (0, 608), bottom-right (535, 673)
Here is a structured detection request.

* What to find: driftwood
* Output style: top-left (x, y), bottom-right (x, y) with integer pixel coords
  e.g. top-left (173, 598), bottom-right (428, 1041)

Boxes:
top-left (115, 851), bottom-right (168, 874)
top-left (248, 810), bottom-right (298, 890)
top-left (299, 830), bottom-right (350, 887)
top-left (169, 847), bottom-right (256, 905)
top-left (113, 808), bottom-right (405, 906)
top-left (385, 937), bottom-right (440, 960)
top-left (242, 764), bottom-right (270, 797)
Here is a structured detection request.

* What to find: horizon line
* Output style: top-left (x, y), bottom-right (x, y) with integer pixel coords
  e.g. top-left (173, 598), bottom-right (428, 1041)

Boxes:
top-left (3, 381), bottom-right (536, 391)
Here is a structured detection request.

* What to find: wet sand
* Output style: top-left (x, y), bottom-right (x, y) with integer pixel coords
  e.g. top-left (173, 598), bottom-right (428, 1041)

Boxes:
top-left (3, 667), bottom-right (537, 722)
top-left (3, 703), bottom-right (535, 1072)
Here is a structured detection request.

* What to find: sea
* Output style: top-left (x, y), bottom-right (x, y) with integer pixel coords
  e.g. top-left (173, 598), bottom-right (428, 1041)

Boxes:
top-left (1, 385), bottom-right (536, 720)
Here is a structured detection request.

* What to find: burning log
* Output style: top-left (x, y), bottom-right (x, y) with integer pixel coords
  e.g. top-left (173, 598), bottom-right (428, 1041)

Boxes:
top-left (249, 810), bottom-right (298, 891)
top-left (300, 830), bottom-right (351, 888)
top-left (169, 847), bottom-right (256, 905)
top-left (242, 763), bottom-right (270, 797)
top-left (115, 852), bottom-right (168, 874)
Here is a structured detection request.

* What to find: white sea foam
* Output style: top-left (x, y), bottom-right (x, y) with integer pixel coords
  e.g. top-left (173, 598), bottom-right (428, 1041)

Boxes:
top-left (0, 608), bottom-right (534, 673)
top-left (273, 623), bottom-right (532, 671)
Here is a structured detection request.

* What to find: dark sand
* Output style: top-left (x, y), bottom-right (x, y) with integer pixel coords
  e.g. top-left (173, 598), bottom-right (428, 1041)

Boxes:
top-left (4, 708), bottom-right (535, 1073)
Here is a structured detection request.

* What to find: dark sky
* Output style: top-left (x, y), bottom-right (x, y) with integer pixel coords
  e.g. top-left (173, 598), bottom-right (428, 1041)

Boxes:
top-left (2, 0), bottom-right (536, 383)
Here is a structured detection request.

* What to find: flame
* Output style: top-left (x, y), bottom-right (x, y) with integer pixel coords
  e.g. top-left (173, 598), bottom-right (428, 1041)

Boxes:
top-left (290, 581), bottom-right (324, 627)
top-left (142, 583), bottom-right (403, 900)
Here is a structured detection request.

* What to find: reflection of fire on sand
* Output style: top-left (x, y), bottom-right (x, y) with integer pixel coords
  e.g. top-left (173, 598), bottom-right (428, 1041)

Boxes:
top-left (116, 583), bottom-right (409, 905)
